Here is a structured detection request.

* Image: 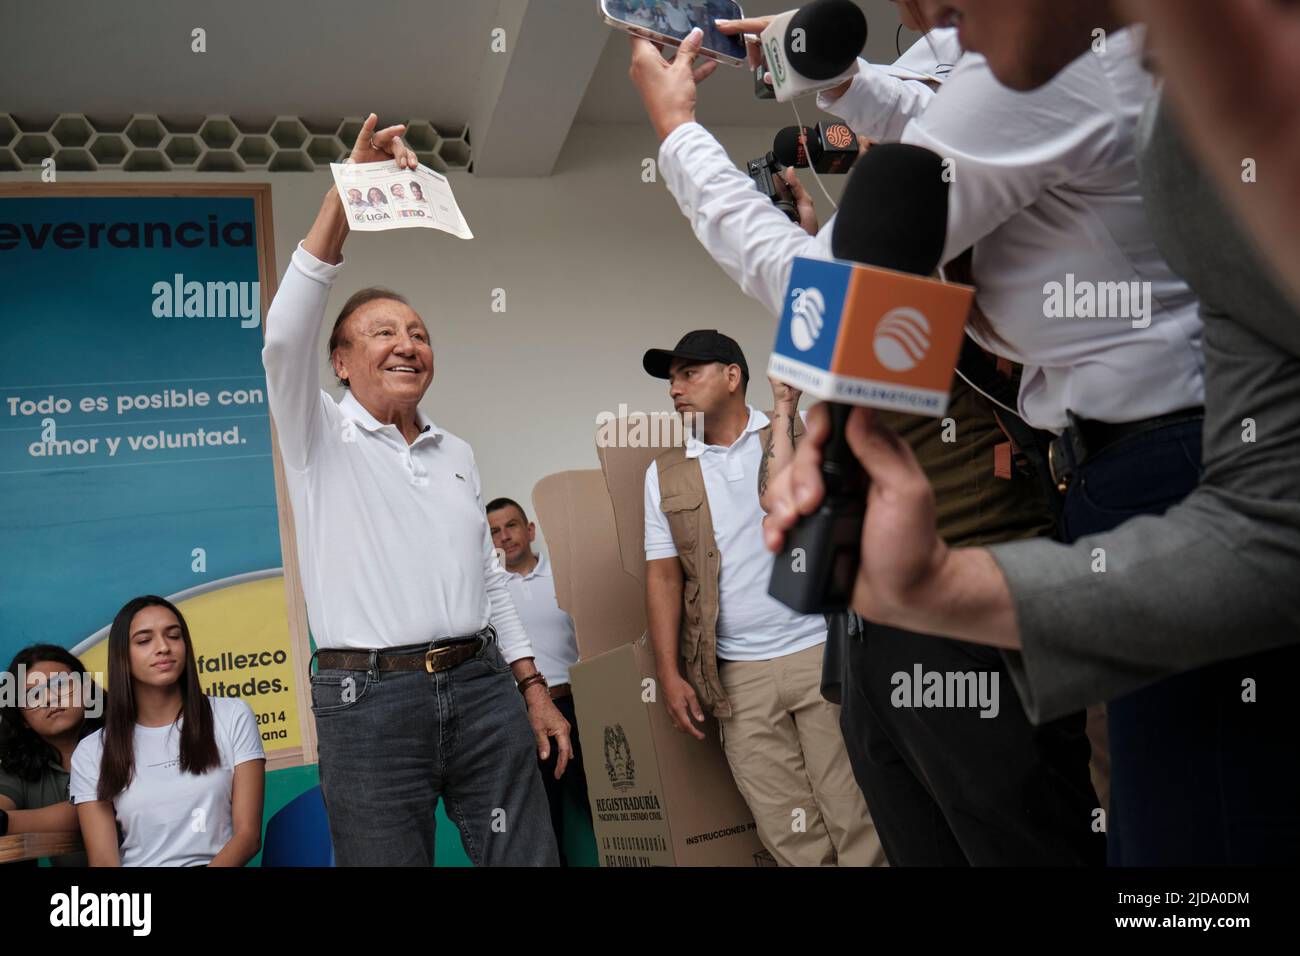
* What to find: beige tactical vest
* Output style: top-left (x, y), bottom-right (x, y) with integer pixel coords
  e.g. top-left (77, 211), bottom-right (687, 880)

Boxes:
top-left (652, 411), bottom-right (804, 717)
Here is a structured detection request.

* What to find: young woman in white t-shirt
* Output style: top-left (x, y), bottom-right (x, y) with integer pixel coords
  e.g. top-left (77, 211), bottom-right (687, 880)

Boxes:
top-left (70, 595), bottom-right (266, 866)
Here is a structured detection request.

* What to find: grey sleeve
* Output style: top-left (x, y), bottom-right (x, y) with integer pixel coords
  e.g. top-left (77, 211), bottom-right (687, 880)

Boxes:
top-left (991, 90), bottom-right (1300, 724)
top-left (0, 780), bottom-right (25, 806)
top-left (0, 767), bottom-right (26, 808)
top-left (991, 487), bottom-right (1300, 723)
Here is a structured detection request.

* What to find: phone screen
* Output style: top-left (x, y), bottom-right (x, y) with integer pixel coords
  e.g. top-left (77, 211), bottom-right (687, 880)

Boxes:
top-left (602, 0), bottom-right (748, 62)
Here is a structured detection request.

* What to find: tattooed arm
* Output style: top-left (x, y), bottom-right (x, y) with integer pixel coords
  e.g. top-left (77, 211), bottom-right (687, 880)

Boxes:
top-left (758, 378), bottom-right (803, 513)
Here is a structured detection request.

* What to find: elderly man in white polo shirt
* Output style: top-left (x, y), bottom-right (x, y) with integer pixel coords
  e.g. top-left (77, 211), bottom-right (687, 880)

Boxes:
top-left (261, 114), bottom-right (569, 867)
top-left (487, 496), bottom-right (592, 866)
top-left (642, 329), bottom-right (882, 866)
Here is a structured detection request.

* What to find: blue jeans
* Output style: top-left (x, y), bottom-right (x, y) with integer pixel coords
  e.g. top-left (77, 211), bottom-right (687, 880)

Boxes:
top-left (310, 633), bottom-right (559, 866)
top-left (1056, 419), bottom-right (1300, 863)
top-left (1058, 419), bottom-right (1203, 545)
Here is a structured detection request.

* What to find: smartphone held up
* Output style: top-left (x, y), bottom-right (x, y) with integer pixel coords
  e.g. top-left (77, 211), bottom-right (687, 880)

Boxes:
top-left (599, 0), bottom-right (749, 67)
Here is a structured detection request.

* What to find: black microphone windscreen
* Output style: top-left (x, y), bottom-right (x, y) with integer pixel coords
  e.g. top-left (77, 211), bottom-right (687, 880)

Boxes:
top-left (773, 126), bottom-right (821, 168)
top-left (787, 0), bottom-right (869, 81)
top-left (831, 143), bottom-right (949, 276)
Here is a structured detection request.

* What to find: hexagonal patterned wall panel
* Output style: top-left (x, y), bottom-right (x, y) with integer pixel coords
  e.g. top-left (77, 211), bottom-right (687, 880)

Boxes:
top-left (0, 113), bottom-right (470, 173)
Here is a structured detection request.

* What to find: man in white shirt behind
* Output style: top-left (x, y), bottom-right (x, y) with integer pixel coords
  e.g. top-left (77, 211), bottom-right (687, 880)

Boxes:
top-left (261, 114), bottom-right (569, 866)
top-left (488, 497), bottom-right (593, 866)
top-left (642, 330), bottom-right (882, 866)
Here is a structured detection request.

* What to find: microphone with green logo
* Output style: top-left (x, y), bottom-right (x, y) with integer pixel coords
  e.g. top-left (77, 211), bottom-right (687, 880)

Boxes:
top-left (759, 0), bottom-right (868, 102)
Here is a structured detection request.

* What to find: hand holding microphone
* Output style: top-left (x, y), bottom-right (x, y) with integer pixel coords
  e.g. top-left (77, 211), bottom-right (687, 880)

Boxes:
top-left (770, 375), bottom-right (804, 409)
top-left (763, 402), bottom-right (950, 627)
top-left (717, 1), bottom-right (867, 100)
top-left (747, 125), bottom-right (854, 229)
top-left (773, 123), bottom-right (861, 174)
top-left (764, 0), bottom-right (867, 102)
top-left (765, 143), bottom-right (968, 613)
top-left (784, 169), bottom-right (819, 235)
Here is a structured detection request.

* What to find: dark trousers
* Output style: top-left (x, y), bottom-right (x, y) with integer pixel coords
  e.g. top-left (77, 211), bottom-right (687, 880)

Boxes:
top-left (1060, 418), bottom-right (1300, 864)
top-left (310, 635), bottom-right (559, 866)
top-left (538, 693), bottom-right (592, 867)
top-left (840, 626), bottom-right (1104, 865)
top-left (837, 377), bottom-right (1102, 865)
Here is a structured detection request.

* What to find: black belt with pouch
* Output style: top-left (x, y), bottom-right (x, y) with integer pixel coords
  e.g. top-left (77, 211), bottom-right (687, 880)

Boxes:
top-left (1047, 407), bottom-right (1204, 494)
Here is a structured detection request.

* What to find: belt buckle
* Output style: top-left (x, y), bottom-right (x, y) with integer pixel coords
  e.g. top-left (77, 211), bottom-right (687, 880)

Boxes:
top-left (1048, 440), bottom-right (1071, 494)
top-left (424, 645), bottom-right (456, 674)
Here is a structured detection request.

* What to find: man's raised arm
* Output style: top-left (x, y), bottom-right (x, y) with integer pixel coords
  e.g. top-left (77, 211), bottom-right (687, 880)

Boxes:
top-left (713, 17), bottom-right (952, 143)
top-left (627, 30), bottom-right (829, 318)
top-left (261, 114), bottom-right (416, 470)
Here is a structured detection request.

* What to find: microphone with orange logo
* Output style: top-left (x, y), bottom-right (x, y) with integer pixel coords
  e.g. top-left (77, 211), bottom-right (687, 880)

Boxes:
top-left (773, 123), bottom-right (860, 175)
top-left (767, 143), bottom-right (971, 613)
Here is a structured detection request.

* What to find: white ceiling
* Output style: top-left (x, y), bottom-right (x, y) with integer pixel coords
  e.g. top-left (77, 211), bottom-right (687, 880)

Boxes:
top-left (0, 0), bottom-right (498, 131)
top-left (0, 0), bottom-right (923, 174)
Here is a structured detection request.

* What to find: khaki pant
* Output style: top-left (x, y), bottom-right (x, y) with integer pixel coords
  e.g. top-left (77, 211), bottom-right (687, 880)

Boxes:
top-left (717, 642), bottom-right (885, 866)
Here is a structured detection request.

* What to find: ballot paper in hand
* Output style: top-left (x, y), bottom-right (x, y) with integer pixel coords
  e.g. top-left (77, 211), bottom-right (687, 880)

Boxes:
top-left (330, 160), bottom-right (473, 239)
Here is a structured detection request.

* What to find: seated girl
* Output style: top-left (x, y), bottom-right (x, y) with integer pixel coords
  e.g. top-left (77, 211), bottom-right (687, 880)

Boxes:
top-left (70, 595), bottom-right (266, 866)
top-left (0, 644), bottom-right (106, 866)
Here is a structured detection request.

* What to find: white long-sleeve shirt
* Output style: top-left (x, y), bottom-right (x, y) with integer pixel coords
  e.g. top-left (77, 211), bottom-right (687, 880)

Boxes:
top-left (657, 27), bottom-right (1204, 432)
top-left (503, 553), bottom-right (578, 685)
top-left (261, 243), bottom-right (532, 661)
top-left (812, 27), bottom-right (958, 141)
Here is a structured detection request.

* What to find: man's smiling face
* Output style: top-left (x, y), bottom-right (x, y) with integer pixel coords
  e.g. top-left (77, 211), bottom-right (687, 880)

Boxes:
top-left (333, 298), bottom-right (435, 408)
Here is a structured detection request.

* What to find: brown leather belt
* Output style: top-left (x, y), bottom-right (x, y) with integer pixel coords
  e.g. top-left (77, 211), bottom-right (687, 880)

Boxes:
top-left (549, 683), bottom-right (572, 700)
top-left (315, 637), bottom-right (484, 675)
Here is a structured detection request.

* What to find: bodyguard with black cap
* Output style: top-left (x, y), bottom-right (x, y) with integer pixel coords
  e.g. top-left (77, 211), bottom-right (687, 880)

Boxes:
top-left (641, 330), bottom-right (882, 866)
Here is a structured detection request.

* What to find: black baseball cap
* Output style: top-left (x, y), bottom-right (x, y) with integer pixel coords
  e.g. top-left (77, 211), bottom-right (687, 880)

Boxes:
top-left (643, 329), bottom-right (750, 383)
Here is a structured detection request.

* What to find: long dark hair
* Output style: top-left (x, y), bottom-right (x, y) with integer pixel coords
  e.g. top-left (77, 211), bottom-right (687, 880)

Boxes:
top-left (0, 644), bottom-right (105, 780)
top-left (97, 596), bottom-right (218, 802)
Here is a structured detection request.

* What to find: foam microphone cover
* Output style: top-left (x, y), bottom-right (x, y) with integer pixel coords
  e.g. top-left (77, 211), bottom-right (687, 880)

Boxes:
top-left (830, 143), bottom-right (950, 277)
top-left (787, 0), bottom-right (869, 81)
top-left (773, 125), bottom-right (822, 169)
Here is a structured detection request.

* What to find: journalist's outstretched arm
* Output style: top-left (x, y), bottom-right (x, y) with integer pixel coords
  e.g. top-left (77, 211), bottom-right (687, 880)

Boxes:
top-left (262, 114), bottom-right (412, 470)
top-left (715, 16), bottom-right (953, 143)
top-left (631, 27), bottom-right (951, 320)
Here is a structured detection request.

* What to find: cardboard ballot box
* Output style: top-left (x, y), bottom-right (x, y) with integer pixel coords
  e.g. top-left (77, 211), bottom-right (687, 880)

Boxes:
top-left (532, 423), bottom-right (769, 867)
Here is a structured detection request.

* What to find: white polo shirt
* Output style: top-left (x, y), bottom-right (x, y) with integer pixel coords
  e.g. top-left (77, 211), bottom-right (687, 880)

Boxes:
top-left (656, 26), bottom-right (1204, 433)
top-left (261, 244), bottom-right (532, 662)
top-left (504, 553), bottom-right (578, 686)
top-left (643, 406), bottom-right (827, 662)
